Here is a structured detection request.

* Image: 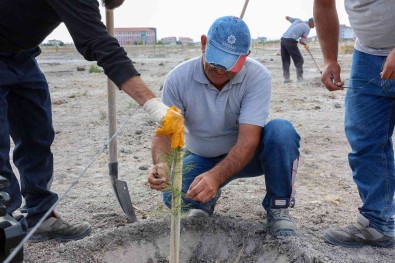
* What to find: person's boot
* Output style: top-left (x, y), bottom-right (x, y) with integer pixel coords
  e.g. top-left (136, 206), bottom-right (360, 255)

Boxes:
top-left (324, 214), bottom-right (395, 248)
top-left (267, 208), bottom-right (297, 237)
top-left (29, 211), bottom-right (92, 242)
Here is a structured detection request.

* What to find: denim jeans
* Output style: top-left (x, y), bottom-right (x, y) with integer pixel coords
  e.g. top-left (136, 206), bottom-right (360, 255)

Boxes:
top-left (345, 49), bottom-right (395, 236)
top-left (163, 119), bottom-right (300, 214)
top-left (0, 47), bottom-right (58, 227)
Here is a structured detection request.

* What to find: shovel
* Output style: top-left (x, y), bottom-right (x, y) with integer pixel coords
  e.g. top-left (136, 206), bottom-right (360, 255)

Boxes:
top-left (306, 47), bottom-right (323, 74)
top-left (105, 9), bottom-right (137, 223)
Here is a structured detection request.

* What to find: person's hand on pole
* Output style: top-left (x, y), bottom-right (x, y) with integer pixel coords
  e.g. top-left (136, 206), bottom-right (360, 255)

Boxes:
top-left (304, 44), bottom-right (310, 50)
top-left (142, 97), bottom-right (169, 123)
top-left (155, 105), bottom-right (184, 149)
top-left (381, 48), bottom-right (395, 80)
top-left (147, 162), bottom-right (169, 191)
top-left (321, 62), bottom-right (344, 91)
top-left (143, 99), bottom-right (184, 149)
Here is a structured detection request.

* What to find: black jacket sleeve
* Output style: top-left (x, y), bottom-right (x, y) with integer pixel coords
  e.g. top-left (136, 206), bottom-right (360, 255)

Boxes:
top-left (49, 0), bottom-right (139, 88)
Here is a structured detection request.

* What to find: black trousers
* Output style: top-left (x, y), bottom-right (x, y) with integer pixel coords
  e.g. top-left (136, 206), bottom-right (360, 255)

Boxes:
top-left (280, 38), bottom-right (304, 81)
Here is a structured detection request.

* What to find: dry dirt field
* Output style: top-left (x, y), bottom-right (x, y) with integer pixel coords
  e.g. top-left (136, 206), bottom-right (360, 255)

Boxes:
top-left (13, 43), bottom-right (394, 262)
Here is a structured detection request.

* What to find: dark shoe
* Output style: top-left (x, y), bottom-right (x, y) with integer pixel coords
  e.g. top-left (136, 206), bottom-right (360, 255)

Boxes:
top-left (29, 212), bottom-right (92, 242)
top-left (267, 208), bottom-right (297, 237)
top-left (324, 214), bottom-right (395, 248)
top-left (284, 79), bottom-right (292, 83)
top-left (297, 78), bottom-right (307, 83)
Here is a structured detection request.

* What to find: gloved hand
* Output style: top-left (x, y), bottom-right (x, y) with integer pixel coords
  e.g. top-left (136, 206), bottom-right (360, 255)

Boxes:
top-left (142, 98), bottom-right (169, 123)
top-left (304, 44), bottom-right (310, 50)
top-left (156, 105), bottom-right (184, 149)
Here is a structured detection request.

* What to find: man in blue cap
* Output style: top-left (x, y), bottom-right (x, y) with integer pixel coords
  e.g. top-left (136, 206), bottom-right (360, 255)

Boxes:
top-left (147, 16), bottom-right (301, 237)
top-left (281, 16), bottom-right (315, 83)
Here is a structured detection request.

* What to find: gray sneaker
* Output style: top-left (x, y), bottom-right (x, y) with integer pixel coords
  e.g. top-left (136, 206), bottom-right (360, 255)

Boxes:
top-left (29, 213), bottom-right (92, 242)
top-left (324, 214), bottom-right (395, 248)
top-left (267, 208), bottom-right (297, 237)
top-left (188, 209), bottom-right (210, 218)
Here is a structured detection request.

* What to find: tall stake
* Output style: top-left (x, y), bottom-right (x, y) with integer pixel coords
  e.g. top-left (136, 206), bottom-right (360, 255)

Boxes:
top-left (169, 148), bottom-right (183, 263)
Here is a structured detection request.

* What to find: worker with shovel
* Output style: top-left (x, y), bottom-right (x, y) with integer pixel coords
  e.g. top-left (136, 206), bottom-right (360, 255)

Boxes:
top-left (280, 16), bottom-right (315, 83)
top-left (0, 0), bottom-right (183, 242)
top-left (147, 16), bottom-right (301, 237)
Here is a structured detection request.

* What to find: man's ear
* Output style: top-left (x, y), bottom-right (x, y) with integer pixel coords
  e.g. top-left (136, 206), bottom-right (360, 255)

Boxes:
top-left (201, 35), bottom-right (207, 53)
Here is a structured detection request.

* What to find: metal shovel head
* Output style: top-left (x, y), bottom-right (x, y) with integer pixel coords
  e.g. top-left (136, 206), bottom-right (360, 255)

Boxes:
top-left (110, 175), bottom-right (137, 223)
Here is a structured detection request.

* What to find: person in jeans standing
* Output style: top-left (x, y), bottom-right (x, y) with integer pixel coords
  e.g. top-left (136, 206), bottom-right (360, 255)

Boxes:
top-left (0, 0), bottom-right (183, 242)
top-left (280, 16), bottom-right (315, 83)
top-left (314, 0), bottom-right (395, 248)
top-left (147, 16), bottom-right (301, 237)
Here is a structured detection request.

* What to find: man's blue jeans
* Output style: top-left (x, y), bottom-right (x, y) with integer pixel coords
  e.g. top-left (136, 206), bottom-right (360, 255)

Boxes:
top-left (0, 47), bottom-right (58, 228)
top-left (345, 49), bottom-right (395, 236)
top-left (163, 119), bottom-right (300, 215)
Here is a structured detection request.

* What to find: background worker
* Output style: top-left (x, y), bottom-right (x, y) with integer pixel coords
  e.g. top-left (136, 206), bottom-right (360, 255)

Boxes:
top-left (281, 16), bottom-right (315, 83)
top-left (0, 0), bottom-right (183, 241)
top-left (147, 16), bottom-right (301, 237)
top-left (314, 0), bottom-right (395, 248)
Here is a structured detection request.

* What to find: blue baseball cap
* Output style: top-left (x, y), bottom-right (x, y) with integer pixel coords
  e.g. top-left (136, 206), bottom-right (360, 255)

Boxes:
top-left (205, 16), bottom-right (251, 73)
top-left (308, 17), bottom-right (314, 23)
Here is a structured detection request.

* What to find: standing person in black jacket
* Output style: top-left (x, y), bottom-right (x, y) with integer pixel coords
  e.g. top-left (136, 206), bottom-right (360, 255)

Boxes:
top-left (0, 0), bottom-right (183, 242)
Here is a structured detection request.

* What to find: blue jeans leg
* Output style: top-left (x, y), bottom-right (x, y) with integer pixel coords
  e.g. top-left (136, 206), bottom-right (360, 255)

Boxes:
top-left (163, 119), bottom-right (300, 214)
top-left (234, 119), bottom-right (300, 211)
top-left (345, 49), bottom-right (395, 236)
top-left (0, 48), bottom-right (58, 227)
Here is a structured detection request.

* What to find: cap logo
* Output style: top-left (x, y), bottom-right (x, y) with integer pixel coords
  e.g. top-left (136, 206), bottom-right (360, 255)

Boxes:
top-left (227, 35), bottom-right (236, 45)
top-left (220, 35), bottom-right (237, 52)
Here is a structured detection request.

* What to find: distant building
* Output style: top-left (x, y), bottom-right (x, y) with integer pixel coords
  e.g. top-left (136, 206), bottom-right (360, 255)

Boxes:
top-left (45, 39), bottom-right (64, 46)
top-left (114, 27), bottom-right (157, 45)
top-left (178, 37), bottom-right (194, 45)
top-left (160, 37), bottom-right (177, 45)
top-left (339, 24), bottom-right (355, 40)
top-left (253, 37), bottom-right (267, 43)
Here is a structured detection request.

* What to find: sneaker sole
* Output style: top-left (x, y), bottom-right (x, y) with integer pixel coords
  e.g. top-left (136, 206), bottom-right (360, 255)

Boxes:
top-left (29, 227), bottom-right (92, 242)
top-left (324, 232), bottom-right (395, 248)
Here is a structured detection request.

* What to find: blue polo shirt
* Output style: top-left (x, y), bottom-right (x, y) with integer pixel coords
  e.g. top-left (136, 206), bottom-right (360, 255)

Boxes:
top-left (282, 17), bottom-right (311, 44)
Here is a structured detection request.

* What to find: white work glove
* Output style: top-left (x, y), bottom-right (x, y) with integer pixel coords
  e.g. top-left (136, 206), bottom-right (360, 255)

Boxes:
top-left (143, 98), bottom-right (184, 149)
top-left (142, 98), bottom-right (169, 123)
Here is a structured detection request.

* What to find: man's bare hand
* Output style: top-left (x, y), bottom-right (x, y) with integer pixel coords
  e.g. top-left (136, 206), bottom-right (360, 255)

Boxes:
top-left (321, 62), bottom-right (344, 91)
top-left (147, 162), bottom-right (168, 191)
top-left (186, 172), bottom-right (220, 203)
top-left (381, 48), bottom-right (395, 80)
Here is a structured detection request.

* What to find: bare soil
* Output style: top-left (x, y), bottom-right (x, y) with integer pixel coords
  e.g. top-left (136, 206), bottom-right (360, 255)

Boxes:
top-left (14, 43), bottom-right (394, 262)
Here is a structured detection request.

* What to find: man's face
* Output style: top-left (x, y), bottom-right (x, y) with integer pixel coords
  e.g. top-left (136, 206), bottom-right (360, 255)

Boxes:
top-left (102, 0), bottom-right (125, 9)
top-left (202, 57), bottom-right (237, 88)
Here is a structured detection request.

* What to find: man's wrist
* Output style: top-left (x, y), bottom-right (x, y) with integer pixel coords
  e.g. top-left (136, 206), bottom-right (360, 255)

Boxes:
top-left (142, 98), bottom-right (169, 123)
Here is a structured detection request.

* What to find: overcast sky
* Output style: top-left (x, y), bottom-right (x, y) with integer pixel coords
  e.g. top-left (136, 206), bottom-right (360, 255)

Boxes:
top-left (45, 0), bottom-right (349, 43)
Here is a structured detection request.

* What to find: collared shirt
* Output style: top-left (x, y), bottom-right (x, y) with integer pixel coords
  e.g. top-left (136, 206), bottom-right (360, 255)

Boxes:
top-left (282, 17), bottom-right (311, 44)
top-left (345, 0), bottom-right (395, 56)
top-left (161, 56), bottom-right (272, 157)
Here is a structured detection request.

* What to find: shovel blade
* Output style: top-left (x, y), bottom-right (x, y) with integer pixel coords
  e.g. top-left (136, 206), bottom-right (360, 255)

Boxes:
top-left (110, 177), bottom-right (137, 223)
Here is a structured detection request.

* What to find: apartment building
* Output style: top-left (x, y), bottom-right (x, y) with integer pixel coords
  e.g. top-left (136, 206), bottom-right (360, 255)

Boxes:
top-left (114, 27), bottom-right (157, 45)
